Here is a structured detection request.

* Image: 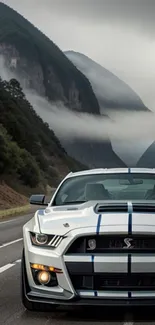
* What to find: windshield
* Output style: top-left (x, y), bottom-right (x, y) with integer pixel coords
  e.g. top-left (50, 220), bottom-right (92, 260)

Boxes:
top-left (52, 173), bottom-right (155, 206)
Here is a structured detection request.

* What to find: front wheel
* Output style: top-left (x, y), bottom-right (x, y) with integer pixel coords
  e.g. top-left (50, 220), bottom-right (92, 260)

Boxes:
top-left (21, 249), bottom-right (58, 312)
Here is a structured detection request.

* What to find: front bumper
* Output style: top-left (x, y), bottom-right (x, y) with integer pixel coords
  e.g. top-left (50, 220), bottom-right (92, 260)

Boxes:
top-left (26, 291), bottom-right (155, 307)
top-left (23, 226), bottom-right (155, 306)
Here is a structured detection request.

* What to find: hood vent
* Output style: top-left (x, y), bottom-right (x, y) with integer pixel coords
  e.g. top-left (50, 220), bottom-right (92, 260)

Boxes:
top-left (95, 203), bottom-right (128, 213)
top-left (132, 203), bottom-right (155, 213)
top-left (95, 202), bottom-right (155, 214)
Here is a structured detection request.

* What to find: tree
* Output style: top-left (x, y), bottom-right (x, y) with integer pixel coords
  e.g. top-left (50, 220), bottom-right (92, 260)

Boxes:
top-left (9, 78), bottom-right (26, 100)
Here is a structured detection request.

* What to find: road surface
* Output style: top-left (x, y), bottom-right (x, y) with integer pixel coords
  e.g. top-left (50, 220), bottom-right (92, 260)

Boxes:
top-left (0, 212), bottom-right (155, 325)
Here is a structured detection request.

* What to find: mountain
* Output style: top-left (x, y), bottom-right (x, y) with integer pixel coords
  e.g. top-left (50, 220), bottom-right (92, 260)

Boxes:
top-left (65, 51), bottom-right (155, 167)
top-left (0, 3), bottom-right (100, 115)
top-left (0, 3), bottom-right (126, 169)
top-left (0, 76), bottom-right (85, 198)
top-left (137, 141), bottom-right (155, 168)
top-left (65, 51), bottom-right (149, 115)
top-left (61, 138), bottom-right (126, 168)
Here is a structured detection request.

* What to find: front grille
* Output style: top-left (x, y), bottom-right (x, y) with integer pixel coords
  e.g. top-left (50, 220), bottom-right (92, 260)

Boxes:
top-left (66, 235), bottom-right (155, 254)
top-left (70, 273), bottom-right (155, 291)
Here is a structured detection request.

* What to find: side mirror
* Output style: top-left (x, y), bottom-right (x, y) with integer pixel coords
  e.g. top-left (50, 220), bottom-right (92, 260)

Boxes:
top-left (29, 194), bottom-right (48, 206)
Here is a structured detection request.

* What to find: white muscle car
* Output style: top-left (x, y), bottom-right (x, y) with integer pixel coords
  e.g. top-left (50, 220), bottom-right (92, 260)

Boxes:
top-left (21, 168), bottom-right (155, 311)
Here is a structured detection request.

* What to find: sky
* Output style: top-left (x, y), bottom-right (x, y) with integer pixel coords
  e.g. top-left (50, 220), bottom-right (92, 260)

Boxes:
top-left (1, 0), bottom-right (155, 111)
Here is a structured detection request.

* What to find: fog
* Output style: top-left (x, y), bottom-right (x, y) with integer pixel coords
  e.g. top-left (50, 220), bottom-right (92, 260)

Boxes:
top-left (25, 91), bottom-right (154, 141)
top-left (0, 55), bottom-right (154, 166)
top-left (24, 91), bottom-right (155, 166)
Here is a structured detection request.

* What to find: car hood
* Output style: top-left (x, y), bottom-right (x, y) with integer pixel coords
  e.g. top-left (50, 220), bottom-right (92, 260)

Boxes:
top-left (37, 201), bottom-right (97, 235)
top-left (37, 200), bottom-right (155, 236)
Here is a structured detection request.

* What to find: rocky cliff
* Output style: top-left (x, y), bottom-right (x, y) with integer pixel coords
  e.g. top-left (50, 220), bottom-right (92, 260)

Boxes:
top-left (65, 51), bottom-right (149, 115)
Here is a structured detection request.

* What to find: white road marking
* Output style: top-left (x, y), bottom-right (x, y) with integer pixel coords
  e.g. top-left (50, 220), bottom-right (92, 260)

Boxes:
top-left (0, 214), bottom-right (30, 225)
top-left (0, 263), bottom-right (15, 273)
top-left (124, 312), bottom-right (134, 325)
top-left (0, 259), bottom-right (21, 274)
top-left (0, 218), bottom-right (21, 225)
top-left (0, 238), bottom-right (23, 249)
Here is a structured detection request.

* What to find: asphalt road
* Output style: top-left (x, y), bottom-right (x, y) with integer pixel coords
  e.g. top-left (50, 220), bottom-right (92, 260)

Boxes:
top-left (0, 213), bottom-right (155, 325)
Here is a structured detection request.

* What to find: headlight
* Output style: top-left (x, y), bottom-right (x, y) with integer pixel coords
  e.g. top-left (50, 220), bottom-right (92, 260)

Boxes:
top-left (30, 232), bottom-right (64, 248)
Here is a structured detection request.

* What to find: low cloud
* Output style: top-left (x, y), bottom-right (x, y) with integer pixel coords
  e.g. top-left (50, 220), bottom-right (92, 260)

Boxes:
top-left (25, 90), bottom-right (154, 142)
top-left (26, 90), bottom-right (155, 166)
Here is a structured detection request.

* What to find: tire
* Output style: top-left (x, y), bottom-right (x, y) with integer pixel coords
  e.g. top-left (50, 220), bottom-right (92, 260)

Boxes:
top-left (21, 248), bottom-right (58, 312)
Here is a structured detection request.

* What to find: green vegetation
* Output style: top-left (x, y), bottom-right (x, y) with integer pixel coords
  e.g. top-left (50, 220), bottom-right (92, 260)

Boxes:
top-left (0, 77), bottom-right (86, 192)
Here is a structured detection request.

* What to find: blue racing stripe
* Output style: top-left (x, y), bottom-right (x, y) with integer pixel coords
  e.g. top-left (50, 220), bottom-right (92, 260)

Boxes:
top-left (91, 255), bottom-right (94, 273)
top-left (128, 254), bottom-right (131, 273)
top-left (91, 256), bottom-right (97, 296)
top-left (128, 254), bottom-right (131, 299)
top-left (96, 214), bottom-right (102, 235)
top-left (38, 209), bottom-right (45, 216)
top-left (128, 254), bottom-right (131, 298)
top-left (128, 202), bottom-right (133, 234)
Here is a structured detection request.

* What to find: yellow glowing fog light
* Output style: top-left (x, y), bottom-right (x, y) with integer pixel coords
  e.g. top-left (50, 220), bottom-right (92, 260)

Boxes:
top-left (31, 264), bottom-right (48, 271)
top-left (37, 271), bottom-right (51, 285)
top-left (30, 263), bottom-right (63, 273)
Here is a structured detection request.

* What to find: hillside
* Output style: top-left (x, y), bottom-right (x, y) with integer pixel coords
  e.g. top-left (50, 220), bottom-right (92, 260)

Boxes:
top-left (60, 138), bottom-right (126, 168)
top-left (0, 76), bottom-right (86, 200)
top-left (137, 141), bottom-right (155, 168)
top-left (0, 181), bottom-right (28, 210)
top-left (65, 51), bottom-right (149, 115)
top-left (0, 2), bottom-right (126, 169)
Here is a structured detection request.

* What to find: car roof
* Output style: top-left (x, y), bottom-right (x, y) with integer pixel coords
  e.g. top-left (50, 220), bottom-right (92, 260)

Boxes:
top-left (65, 168), bottom-right (155, 179)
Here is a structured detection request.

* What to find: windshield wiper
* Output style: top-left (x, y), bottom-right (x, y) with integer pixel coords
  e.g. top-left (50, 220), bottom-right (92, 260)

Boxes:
top-left (62, 200), bottom-right (86, 205)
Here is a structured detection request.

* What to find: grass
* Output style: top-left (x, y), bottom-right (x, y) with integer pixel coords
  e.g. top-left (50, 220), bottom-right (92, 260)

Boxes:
top-left (0, 204), bottom-right (31, 219)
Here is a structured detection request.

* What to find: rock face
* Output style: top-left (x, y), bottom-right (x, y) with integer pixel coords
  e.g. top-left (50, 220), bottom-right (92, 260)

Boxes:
top-left (0, 2), bottom-right (126, 168)
top-left (0, 43), bottom-right (97, 113)
top-left (65, 51), bottom-right (149, 115)
top-left (0, 4), bottom-right (100, 115)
